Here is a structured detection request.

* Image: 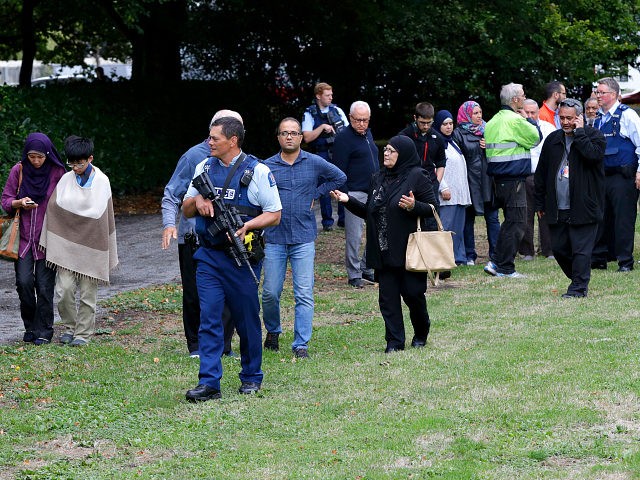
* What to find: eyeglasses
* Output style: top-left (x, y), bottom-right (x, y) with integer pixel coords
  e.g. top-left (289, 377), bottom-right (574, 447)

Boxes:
top-left (350, 116), bottom-right (370, 124)
top-left (383, 147), bottom-right (397, 154)
top-left (416, 120), bottom-right (434, 127)
top-left (595, 90), bottom-right (615, 96)
top-left (66, 161), bottom-right (87, 169)
top-left (277, 131), bottom-right (303, 137)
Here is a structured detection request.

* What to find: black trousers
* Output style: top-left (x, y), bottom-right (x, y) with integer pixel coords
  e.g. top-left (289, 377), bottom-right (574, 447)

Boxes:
top-left (179, 243), bottom-right (234, 354)
top-left (549, 212), bottom-right (598, 295)
top-left (377, 267), bottom-right (430, 349)
top-left (493, 179), bottom-right (527, 274)
top-left (592, 173), bottom-right (638, 268)
top-left (519, 175), bottom-right (552, 257)
top-left (14, 251), bottom-right (55, 341)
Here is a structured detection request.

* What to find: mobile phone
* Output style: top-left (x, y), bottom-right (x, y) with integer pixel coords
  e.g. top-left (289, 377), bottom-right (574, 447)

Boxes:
top-left (25, 201), bottom-right (35, 205)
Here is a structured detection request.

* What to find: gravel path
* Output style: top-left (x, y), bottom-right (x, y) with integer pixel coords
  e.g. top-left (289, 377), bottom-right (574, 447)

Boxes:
top-left (0, 214), bottom-right (181, 344)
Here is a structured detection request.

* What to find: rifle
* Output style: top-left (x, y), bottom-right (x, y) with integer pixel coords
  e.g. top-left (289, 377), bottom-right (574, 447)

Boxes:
top-left (191, 171), bottom-right (260, 286)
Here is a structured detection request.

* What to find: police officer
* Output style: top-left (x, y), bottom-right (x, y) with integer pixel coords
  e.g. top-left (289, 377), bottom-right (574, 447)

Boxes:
top-left (591, 77), bottom-right (640, 272)
top-left (302, 82), bottom-right (349, 231)
top-left (183, 117), bottom-right (282, 402)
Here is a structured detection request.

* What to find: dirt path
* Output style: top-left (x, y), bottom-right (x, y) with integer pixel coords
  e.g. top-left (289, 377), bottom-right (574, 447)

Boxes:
top-left (0, 214), bottom-right (181, 344)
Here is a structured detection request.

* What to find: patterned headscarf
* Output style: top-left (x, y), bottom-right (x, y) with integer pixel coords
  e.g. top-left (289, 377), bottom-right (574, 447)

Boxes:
top-left (457, 101), bottom-right (486, 137)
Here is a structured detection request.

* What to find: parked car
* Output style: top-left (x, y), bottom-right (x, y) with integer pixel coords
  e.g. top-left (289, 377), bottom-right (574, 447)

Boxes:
top-left (31, 74), bottom-right (88, 87)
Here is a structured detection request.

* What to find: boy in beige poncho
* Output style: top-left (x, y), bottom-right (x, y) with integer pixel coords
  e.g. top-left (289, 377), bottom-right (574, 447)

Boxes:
top-left (40, 136), bottom-right (119, 346)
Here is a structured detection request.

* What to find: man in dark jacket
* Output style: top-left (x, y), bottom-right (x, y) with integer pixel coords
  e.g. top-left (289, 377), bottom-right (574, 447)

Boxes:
top-left (333, 101), bottom-right (379, 288)
top-left (534, 99), bottom-right (606, 298)
top-left (399, 101), bottom-right (446, 202)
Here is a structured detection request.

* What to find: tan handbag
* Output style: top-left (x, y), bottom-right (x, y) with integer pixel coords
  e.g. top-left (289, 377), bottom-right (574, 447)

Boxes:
top-left (405, 204), bottom-right (456, 285)
top-left (0, 165), bottom-right (23, 262)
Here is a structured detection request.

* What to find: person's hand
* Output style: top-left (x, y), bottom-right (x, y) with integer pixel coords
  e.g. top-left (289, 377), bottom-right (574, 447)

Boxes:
top-left (479, 138), bottom-right (486, 149)
top-left (162, 226), bottom-right (177, 250)
top-left (195, 195), bottom-right (214, 217)
top-left (537, 210), bottom-right (545, 218)
top-left (20, 197), bottom-right (37, 210)
top-left (330, 190), bottom-right (349, 203)
top-left (440, 189), bottom-right (452, 201)
top-left (635, 172), bottom-right (640, 190)
top-left (399, 191), bottom-right (416, 211)
top-left (322, 124), bottom-right (335, 135)
top-left (234, 224), bottom-right (248, 242)
top-left (574, 114), bottom-right (584, 130)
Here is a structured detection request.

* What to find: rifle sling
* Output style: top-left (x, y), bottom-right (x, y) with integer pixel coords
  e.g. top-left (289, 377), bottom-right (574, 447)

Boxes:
top-left (220, 152), bottom-right (247, 200)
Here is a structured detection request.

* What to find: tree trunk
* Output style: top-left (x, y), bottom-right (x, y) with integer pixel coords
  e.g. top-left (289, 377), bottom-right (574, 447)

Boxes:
top-left (132, 0), bottom-right (187, 83)
top-left (18, 0), bottom-right (39, 87)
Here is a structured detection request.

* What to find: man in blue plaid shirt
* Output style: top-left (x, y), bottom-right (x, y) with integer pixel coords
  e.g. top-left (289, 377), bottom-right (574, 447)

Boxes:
top-left (262, 117), bottom-right (346, 358)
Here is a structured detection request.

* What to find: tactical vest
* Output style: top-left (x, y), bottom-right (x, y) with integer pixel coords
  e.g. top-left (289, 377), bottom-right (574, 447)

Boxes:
top-left (594, 104), bottom-right (637, 169)
top-left (305, 103), bottom-right (345, 153)
top-left (196, 156), bottom-right (262, 247)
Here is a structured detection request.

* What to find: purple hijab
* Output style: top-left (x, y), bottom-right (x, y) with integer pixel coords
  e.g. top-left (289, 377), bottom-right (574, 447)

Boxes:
top-left (20, 133), bottom-right (65, 203)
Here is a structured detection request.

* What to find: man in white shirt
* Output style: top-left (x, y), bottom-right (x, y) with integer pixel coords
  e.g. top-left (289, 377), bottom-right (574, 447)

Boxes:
top-left (591, 77), bottom-right (640, 272)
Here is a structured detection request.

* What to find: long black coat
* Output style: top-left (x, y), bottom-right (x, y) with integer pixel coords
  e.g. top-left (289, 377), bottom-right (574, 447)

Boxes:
top-left (345, 166), bottom-right (436, 269)
top-left (534, 126), bottom-right (606, 225)
top-left (452, 127), bottom-right (492, 215)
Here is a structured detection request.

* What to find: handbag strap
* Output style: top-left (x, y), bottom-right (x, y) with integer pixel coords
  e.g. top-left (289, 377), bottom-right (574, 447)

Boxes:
top-left (14, 165), bottom-right (23, 220)
top-left (415, 204), bottom-right (445, 233)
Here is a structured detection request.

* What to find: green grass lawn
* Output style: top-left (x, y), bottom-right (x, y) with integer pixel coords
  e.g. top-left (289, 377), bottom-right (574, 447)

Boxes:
top-left (1, 229), bottom-right (640, 479)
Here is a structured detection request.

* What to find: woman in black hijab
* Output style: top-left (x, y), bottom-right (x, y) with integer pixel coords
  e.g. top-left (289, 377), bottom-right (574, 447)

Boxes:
top-left (332, 135), bottom-right (436, 352)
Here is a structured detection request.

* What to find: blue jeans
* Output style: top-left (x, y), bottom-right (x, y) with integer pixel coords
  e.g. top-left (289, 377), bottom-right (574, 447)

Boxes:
top-left (439, 205), bottom-right (467, 265)
top-left (262, 242), bottom-right (315, 351)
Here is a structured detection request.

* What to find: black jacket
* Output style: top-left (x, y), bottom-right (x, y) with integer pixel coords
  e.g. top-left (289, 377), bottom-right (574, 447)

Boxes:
top-left (399, 124), bottom-right (447, 177)
top-left (534, 126), bottom-right (606, 225)
top-left (452, 127), bottom-right (492, 214)
top-left (345, 166), bottom-right (436, 269)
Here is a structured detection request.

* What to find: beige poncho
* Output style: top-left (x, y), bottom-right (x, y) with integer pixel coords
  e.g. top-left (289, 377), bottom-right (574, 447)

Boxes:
top-left (40, 166), bottom-right (119, 283)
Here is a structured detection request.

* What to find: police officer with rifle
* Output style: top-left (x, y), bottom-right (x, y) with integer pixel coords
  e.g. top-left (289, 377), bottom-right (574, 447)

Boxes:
top-left (182, 117), bottom-right (282, 402)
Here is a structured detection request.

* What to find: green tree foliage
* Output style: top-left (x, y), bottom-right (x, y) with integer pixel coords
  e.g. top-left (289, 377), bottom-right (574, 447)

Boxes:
top-left (181, 0), bottom-right (640, 132)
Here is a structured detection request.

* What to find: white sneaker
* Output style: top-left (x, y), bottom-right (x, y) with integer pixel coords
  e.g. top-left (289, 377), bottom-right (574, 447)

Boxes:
top-left (483, 261), bottom-right (498, 276)
top-left (496, 271), bottom-right (526, 278)
top-left (466, 260), bottom-right (475, 266)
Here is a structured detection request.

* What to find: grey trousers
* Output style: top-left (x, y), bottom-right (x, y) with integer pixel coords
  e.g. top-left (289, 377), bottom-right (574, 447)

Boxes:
top-left (345, 190), bottom-right (373, 280)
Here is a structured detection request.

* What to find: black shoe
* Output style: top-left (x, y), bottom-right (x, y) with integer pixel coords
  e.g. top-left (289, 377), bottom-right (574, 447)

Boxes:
top-left (186, 384), bottom-right (221, 402)
top-left (384, 346), bottom-right (404, 354)
top-left (337, 221), bottom-right (345, 228)
top-left (617, 265), bottom-right (633, 272)
top-left (438, 271), bottom-right (451, 280)
top-left (223, 350), bottom-right (238, 358)
top-left (362, 271), bottom-right (375, 284)
top-left (591, 261), bottom-right (607, 270)
top-left (322, 225), bottom-right (334, 232)
top-left (264, 332), bottom-right (279, 351)
top-left (294, 347), bottom-right (309, 359)
top-left (561, 292), bottom-right (587, 298)
top-left (33, 338), bottom-right (51, 346)
top-left (411, 337), bottom-right (427, 348)
top-left (238, 381), bottom-right (261, 394)
top-left (348, 278), bottom-right (364, 288)
top-left (23, 331), bottom-right (36, 343)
